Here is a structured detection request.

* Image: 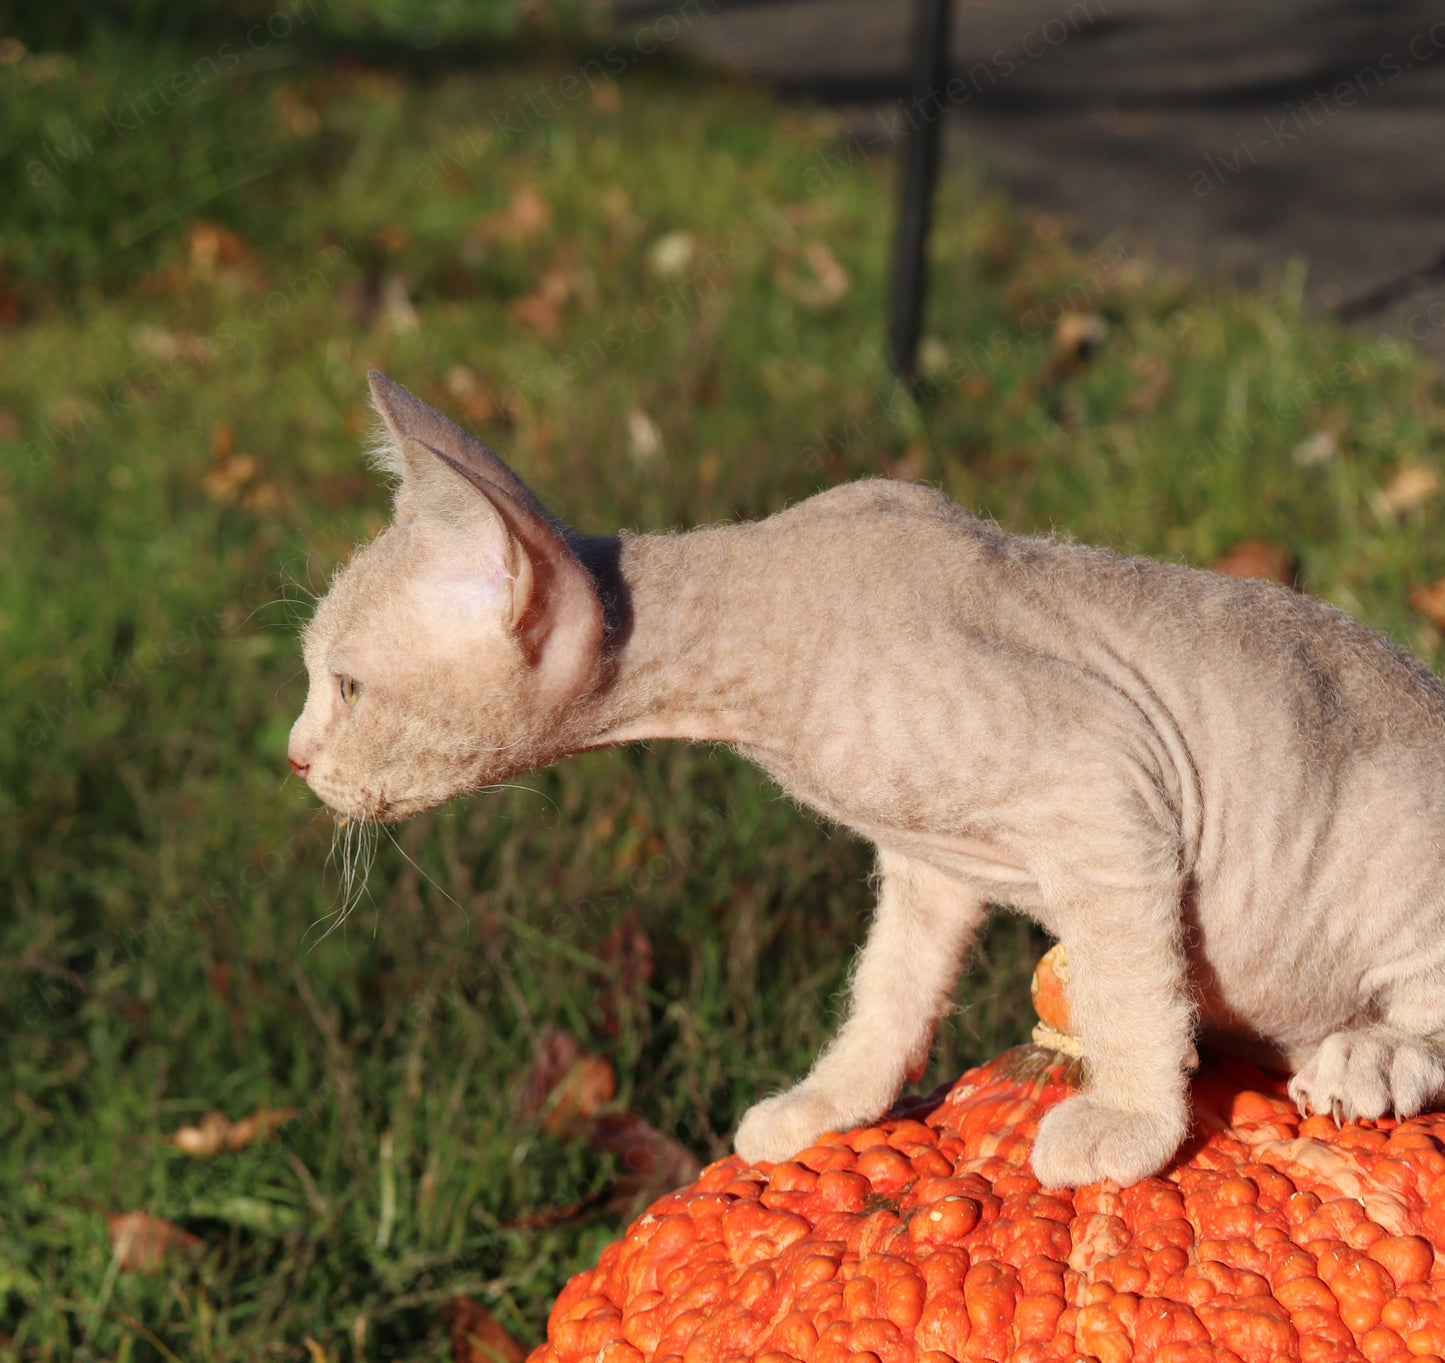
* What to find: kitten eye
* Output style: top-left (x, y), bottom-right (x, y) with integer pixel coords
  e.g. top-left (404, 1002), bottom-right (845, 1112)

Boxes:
top-left (338, 674), bottom-right (363, 708)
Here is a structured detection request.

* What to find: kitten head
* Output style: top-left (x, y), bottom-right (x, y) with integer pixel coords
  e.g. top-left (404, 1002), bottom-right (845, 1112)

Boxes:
top-left (287, 371), bottom-right (605, 821)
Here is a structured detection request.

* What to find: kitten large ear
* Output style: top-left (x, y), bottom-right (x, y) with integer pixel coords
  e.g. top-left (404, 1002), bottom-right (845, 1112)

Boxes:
top-left (368, 369), bottom-right (549, 524)
top-left (397, 435), bottom-right (605, 708)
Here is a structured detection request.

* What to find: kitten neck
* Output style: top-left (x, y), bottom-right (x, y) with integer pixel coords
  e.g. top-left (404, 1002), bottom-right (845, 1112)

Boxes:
top-left (570, 525), bottom-right (792, 754)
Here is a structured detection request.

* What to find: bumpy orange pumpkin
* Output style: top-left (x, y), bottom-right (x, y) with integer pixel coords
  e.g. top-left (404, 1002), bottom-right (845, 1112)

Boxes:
top-left (531, 1033), bottom-right (1445, 1363)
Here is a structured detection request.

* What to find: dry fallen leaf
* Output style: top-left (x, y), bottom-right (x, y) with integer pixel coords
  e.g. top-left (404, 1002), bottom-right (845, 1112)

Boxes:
top-left (513, 1027), bottom-right (698, 1216)
top-left (48, 394), bottom-right (94, 433)
top-left (1029, 312), bottom-right (1106, 388)
top-left (696, 449), bottom-right (722, 491)
top-left (1292, 430), bottom-right (1338, 468)
top-left (508, 291), bottom-right (562, 337)
top-left (131, 324), bottom-right (215, 367)
top-left (543, 261), bottom-right (580, 305)
top-left (374, 223), bottom-right (413, 255)
top-left (1211, 540), bottom-right (1298, 588)
top-left (475, 187), bottom-right (551, 249)
top-left (547, 1054), bottom-right (615, 1134)
top-left (136, 264), bottom-right (193, 298)
top-left (588, 1111), bottom-right (703, 1209)
top-left (775, 241), bottom-right (850, 309)
top-left (601, 186), bottom-right (633, 224)
top-left (378, 274), bottom-right (418, 334)
top-left (1126, 352), bottom-right (1173, 416)
top-left (104, 1210), bottom-right (202, 1273)
top-left (916, 336), bottom-right (949, 377)
top-left (210, 422), bottom-right (234, 461)
top-left (1379, 464), bottom-right (1441, 518)
top-left (341, 270), bottom-right (419, 333)
top-left (169, 1104), bottom-right (297, 1156)
top-left (443, 1298), bottom-right (530, 1363)
top-left (590, 79), bottom-right (622, 113)
top-left (242, 480), bottom-right (284, 514)
top-left (1409, 579), bottom-right (1445, 629)
top-left (202, 453), bottom-right (260, 503)
top-left (517, 1027), bottom-right (616, 1133)
top-left (777, 200), bottom-right (830, 231)
top-left (507, 256), bottom-right (579, 339)
top-left (626, 410), bottom-right (663, 468)
top-left (1054, 311), bottom-right (1107, 361)
top-left (445, 365), bottom-right (506, 426)
top-left (187, 221), bottom-right (255, 275)
top-left (507, 186), bottom-right (550, 240)
top-left (598, 912), bottom-right (655, 1038)
top-left (1035, 312), bottom-right (1109, 385)
top-left (170, 1109), bottom-right (230, 1156)
top-left (886, 443), bottom-right (928, 483)
top-left (646, 231), bottom-right (695, 278)
top-left (276, 86), bottom-right (321, 137)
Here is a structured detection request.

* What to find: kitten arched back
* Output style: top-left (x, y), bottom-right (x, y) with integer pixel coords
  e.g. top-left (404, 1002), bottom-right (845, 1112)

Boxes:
top-left (290, 371), bottom-right (1445, 1187)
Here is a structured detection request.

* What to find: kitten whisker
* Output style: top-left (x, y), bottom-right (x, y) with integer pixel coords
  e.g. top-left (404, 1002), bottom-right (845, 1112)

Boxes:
top-left (275, 667), bottom-right (307, 704)
top-left (306, 812), bottom-right (379, 949)
top-left (249, 562), bottom-right (327, 637)
top-left (380, 823), bottom-right (471, 928)
top-left (242, 598), bottom-right (300, 632)
top-left (475, 782), bottom-right (560, 817)
top-left (281, 558), bottom-right (323, 602)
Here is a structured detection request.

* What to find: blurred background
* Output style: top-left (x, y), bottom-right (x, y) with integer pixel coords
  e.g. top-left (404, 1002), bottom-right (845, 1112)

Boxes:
top-left (2, 0), bottom-right (1443, 1357)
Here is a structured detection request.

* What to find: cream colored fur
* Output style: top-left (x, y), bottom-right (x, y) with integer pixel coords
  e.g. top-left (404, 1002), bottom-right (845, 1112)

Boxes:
top-left (290, 371), bottom-right (1445, 1188)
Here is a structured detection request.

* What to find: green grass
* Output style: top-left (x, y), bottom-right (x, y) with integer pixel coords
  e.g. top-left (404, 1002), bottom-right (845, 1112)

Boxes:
top-left (3, 20), bottom-right (1445, 1362)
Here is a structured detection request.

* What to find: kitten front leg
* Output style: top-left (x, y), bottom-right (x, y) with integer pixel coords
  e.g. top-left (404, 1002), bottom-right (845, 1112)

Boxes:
top-left (734, 849), bottom-right (987, 1165)
top-left (1030, 872), bottom-right (1195, 1188)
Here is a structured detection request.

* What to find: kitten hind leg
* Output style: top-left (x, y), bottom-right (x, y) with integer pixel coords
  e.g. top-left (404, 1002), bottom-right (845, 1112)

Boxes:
top-left (1031, 873), bottom-right (1195, 1189)
top-left (734, 849), bottom-right (987, 1166)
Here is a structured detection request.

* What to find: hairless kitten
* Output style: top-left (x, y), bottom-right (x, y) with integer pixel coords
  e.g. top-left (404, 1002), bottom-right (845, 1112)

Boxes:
top-left (289, 371), bottom-right (1445, 1187)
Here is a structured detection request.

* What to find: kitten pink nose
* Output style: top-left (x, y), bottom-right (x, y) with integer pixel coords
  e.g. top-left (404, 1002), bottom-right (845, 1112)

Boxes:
top-left (288, 755), bottom-right (310, 780)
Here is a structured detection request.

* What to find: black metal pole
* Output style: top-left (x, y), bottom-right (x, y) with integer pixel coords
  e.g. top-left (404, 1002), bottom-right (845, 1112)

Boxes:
top-left (888, 0), bottom-right (952, 387)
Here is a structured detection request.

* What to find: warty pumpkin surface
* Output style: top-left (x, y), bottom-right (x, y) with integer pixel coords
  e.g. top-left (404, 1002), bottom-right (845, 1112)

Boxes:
top-left (530, 1047), bottom-right (1445, 1363)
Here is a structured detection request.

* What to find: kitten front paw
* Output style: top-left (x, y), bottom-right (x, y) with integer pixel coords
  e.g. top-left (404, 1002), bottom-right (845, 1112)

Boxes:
top-left (1289, 1029), bottom-right (1445, 1122)
top-left (735, 1087), bottom-right (854, 1165)
top-left (1031, 1093), bottom-right (1186, 1188)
